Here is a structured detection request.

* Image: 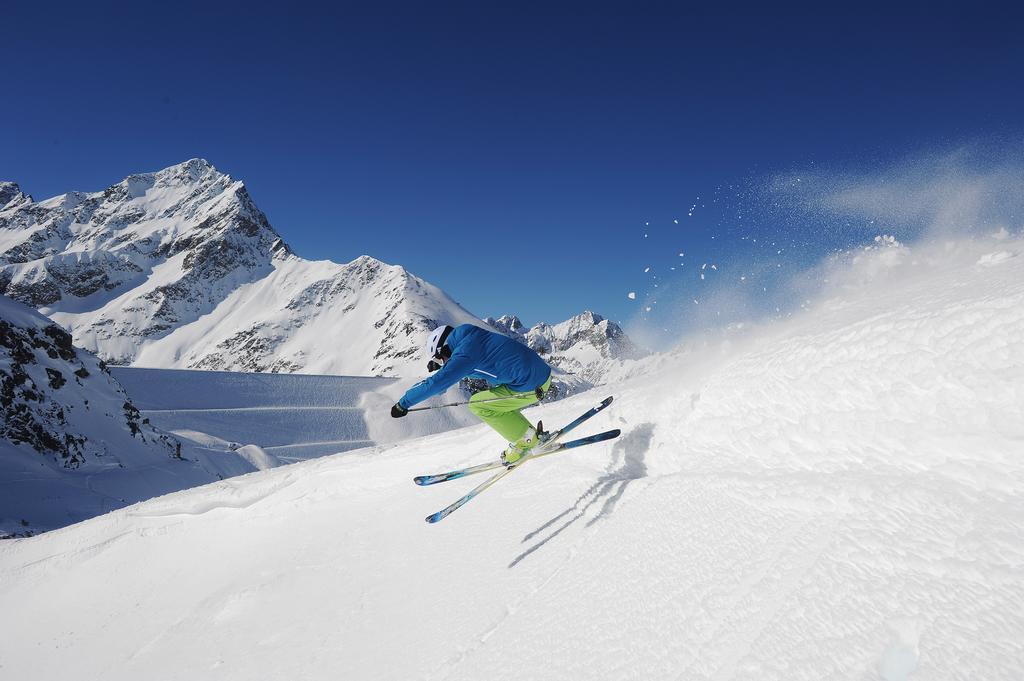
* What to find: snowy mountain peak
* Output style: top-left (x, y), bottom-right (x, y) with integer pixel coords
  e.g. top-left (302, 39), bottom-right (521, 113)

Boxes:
top-left (482, 314), bottom-right (526, 336)
top-left (486, 308), bottom-right (637, 361)
top-left (0, 182), bottom-right (30, 211)
top-left (120, 157), bottom-right (220, 190)
top-left (482, 309), bottom-right (646, 391)
top-left (568, 310), bottom-right (604, 325)
top-left (531, 312), bottom-right (638, 362)
top-left (0, 160), bottom-right (485, 375)
top-left (0, 160), bottom-right (289, 362)
top-left (350, 254), bottom-right (394, 272)
top-left (0, 182), bottom-right (21, 206)
top-left (158, 157), bottom-right (217, 180)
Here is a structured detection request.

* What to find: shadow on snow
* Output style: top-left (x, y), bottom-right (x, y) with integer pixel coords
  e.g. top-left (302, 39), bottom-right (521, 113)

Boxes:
top-left (508, 422), bottom-right (654, 568)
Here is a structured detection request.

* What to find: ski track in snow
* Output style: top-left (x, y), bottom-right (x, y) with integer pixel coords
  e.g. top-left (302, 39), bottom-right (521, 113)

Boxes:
top-left (108, 366), bottom-right (475, 464)
top-left (2, 236), bottom-right (1024, 679)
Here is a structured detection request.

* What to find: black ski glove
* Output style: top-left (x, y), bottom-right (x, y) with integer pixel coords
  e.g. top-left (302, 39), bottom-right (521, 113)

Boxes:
top-left (391, 403), bottom-right (409, 418)
top-left (427, 360), bottom-right (441, 372)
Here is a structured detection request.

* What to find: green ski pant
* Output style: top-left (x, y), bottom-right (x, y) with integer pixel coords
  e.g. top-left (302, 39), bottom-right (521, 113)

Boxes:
top-left (467, 377), bottom-right (552, 443)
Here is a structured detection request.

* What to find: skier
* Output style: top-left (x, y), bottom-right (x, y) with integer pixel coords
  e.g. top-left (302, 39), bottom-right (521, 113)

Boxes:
top-left (391, 324), bottom-right (552, 466)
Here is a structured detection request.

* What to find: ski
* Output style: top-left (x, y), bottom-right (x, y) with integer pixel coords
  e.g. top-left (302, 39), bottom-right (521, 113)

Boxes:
top-left (423, 428), bottom-right (621, 524)
top-left (413, 459), bottom-right (503, 487)
top-left (424, 466), bottom-right (518, 523)
top-left (522, 428), bottom-right (621, 462)
top-left (542, 395), bottom-right (615, 448)
top-left (414, 396), bottom-right (615, 486)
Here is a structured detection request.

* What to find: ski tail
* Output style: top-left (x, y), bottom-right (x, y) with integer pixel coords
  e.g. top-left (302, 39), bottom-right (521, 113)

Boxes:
top-left (414, 460), bottom-right (500, 486)
top-left (425, 466), bottom-right (518, 523)
top-left (560, 428), bottom-right (621, 450)
top-left (521, 428), bottom-right (621, 463)
top-left (545, 396), bottom-right (613, 445)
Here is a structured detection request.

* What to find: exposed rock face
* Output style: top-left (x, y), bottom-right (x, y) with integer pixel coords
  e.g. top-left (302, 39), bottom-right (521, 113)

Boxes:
top-left (0, 182), bottom-right (29, 210)
top-left (0, 295), bottom-right (176, 469)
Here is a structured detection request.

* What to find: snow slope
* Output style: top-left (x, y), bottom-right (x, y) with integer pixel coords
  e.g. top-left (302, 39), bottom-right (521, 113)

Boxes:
top-left (1, 233), bottom-right (1022, 679)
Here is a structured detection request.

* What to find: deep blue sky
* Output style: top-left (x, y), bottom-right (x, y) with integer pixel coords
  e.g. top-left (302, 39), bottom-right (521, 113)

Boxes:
top-left (3, 1), bottom-right (1022, 329)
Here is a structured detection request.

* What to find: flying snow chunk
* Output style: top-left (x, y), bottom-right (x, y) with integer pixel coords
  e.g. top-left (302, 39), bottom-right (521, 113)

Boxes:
top-left (644, 267), bottom-right (650, 273)
top-left (628, 291), bottom-right (637, 300)
top-left (977, 251), bottom-right (1016, 267)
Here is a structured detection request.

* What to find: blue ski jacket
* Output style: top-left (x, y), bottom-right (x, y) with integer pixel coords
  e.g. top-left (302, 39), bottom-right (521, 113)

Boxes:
top-left (398, 324), bottom-right (551, 409)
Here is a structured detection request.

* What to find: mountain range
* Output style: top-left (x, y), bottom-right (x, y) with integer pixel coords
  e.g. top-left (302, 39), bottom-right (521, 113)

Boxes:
top-left (0, 160), bottom-right (642, 381)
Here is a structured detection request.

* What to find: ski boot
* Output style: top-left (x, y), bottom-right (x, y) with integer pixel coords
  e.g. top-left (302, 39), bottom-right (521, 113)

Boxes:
top-left (500, 422), bottom-right (546, 467)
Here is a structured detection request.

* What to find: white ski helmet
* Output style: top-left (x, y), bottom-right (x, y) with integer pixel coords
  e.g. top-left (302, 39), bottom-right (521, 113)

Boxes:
top-left (424, 325), bottom-right (454, 359)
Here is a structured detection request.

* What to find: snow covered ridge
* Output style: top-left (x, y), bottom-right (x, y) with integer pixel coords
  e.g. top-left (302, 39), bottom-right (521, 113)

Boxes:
top-left (0, 233), bottom-right (1021, 679)
top-left (0, 160), bottom-right (636, 380)
top-left (0, 295), bottom-right (225, 537)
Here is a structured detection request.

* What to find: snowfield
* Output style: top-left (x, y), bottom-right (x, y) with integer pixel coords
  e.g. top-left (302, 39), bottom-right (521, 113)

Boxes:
top-left (2, 233), bottom-right (1023, 680)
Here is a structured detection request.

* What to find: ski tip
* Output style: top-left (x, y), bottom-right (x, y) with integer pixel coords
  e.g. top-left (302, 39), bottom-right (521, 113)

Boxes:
top-left (425, 512), bottom-right (444, 524)
top-left (414, 476), bottom-right (431, 486)
top-left (600, 396), bottom-right (614, 407)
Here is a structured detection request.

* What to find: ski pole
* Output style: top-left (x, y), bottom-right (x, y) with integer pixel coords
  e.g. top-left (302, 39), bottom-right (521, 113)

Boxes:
top-left (405, 389), bottom-right (545, 412)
